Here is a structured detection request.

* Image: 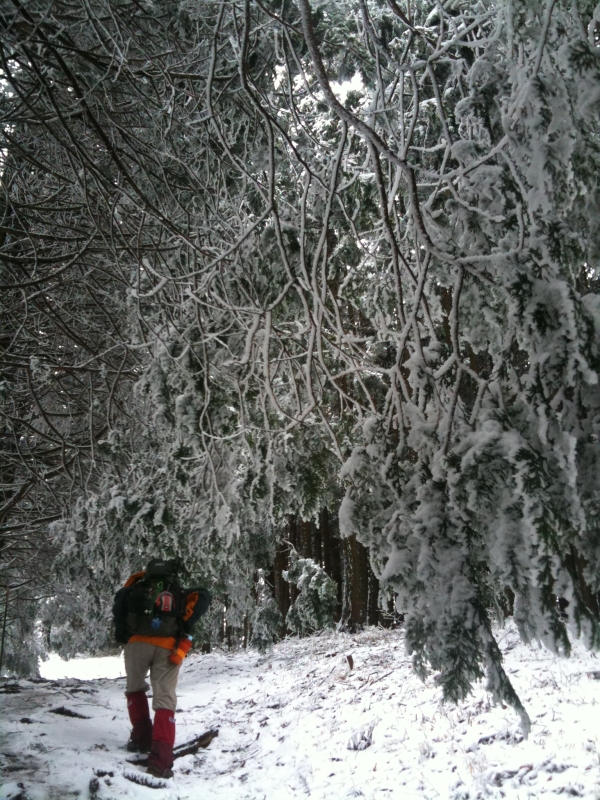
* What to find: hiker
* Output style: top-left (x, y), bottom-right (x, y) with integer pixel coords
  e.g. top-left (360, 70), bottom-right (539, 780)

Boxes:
top-left (112, 557), bottom-right (211, 778)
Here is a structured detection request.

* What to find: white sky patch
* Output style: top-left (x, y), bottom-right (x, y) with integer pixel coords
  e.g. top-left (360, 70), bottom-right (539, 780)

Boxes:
top-left (274, 63), bottom-right (286, 90)
top-left (39, 652), bottom-right (125, 681)
top-left (329, 72), bottom-right (364, 104)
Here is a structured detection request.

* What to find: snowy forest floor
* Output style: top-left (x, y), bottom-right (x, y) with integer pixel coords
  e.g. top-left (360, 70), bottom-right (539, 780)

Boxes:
top-left (2, 624), bottom-right (600, 800)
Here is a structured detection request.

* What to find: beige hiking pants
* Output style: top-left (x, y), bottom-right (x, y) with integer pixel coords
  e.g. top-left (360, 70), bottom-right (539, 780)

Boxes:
top-left (124, 641), bottom-right (181, 711)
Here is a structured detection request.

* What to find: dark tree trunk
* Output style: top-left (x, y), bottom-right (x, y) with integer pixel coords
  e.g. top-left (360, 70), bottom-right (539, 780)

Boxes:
top-left (298, 519), bottom-right (312, 558)
top-left (320, 507), bottom-right (343, 622)
top-left (367, 559), bottom-right (380, 626)
top-left (311, 520), bottom-right (322, 566)
top-left (339, 537), bottom-right (352, 629)
top-left (272, 541), bottom-right (291, 634)
top-left (352, 534), bottom-right (369, 627)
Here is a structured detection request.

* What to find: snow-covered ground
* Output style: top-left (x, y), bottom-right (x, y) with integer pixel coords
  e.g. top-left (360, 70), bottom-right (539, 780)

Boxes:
top-left (2, 624), bottom-right (600, 800)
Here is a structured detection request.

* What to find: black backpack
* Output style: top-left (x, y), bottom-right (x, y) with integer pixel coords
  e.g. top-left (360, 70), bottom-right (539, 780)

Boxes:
top-left (125, 558), bottom-right (184, 638)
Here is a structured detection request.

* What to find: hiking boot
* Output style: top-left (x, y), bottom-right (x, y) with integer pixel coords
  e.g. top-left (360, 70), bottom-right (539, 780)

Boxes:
top-left (147, 762), bottom-right (174, 779)
top-left (147, 709), bottom-right (175, 778)
top-left (147, 740), bottom-right (174, 778)
top-left (126, 733), bottom-right (151, 753)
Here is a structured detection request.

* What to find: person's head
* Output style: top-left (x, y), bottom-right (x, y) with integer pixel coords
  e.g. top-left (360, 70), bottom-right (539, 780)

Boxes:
top-left (145, 557), bottom-right (183, 582)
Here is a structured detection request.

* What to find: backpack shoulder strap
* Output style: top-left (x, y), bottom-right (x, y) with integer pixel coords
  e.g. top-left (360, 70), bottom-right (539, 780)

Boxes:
top-left (124, 570), bottom-right (146, 588)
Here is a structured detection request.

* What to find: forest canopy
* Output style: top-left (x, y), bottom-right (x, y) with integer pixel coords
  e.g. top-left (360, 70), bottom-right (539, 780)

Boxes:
top-left (2, 0), bottom-right (600, 731)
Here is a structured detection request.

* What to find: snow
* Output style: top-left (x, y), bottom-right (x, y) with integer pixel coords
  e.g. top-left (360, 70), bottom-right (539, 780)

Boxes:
top-left (2, 624), bottom-right (600, 799)
top-left (329, 73), bottom-right (364, 105)
top-left (39, 654), bottom-right (125, 682)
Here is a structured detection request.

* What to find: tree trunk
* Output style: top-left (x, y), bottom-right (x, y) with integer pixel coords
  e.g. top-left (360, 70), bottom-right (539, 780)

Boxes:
top-left (298, 518), bottom-right (312, 558)
top-left (367, 559), bottom-right (380, 626)
top-left (272, 541), bottom-right (291, 635)
top-left (340, 537), bottom-right (353, 629)
top-left (320, 507), bottom-right (343, 622)
top-left (311, 520), bottom-right (322, 566)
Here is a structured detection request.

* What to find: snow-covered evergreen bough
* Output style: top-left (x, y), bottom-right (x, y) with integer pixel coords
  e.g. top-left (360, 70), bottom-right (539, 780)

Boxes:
top-left (2, 0), bottom-right (600, 730)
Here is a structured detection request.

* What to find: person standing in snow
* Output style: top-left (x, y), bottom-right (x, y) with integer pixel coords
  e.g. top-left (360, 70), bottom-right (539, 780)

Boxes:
top-left (112, 557), bottom-right (211, 778)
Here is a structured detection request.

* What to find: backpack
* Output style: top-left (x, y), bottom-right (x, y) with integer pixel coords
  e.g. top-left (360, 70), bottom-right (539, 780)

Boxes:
top-left (125, 558), bottom-right (184, 638)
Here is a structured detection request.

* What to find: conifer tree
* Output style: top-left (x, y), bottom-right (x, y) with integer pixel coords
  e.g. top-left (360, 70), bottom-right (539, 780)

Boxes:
top-left (283, 549), bottom-right (338, 635)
